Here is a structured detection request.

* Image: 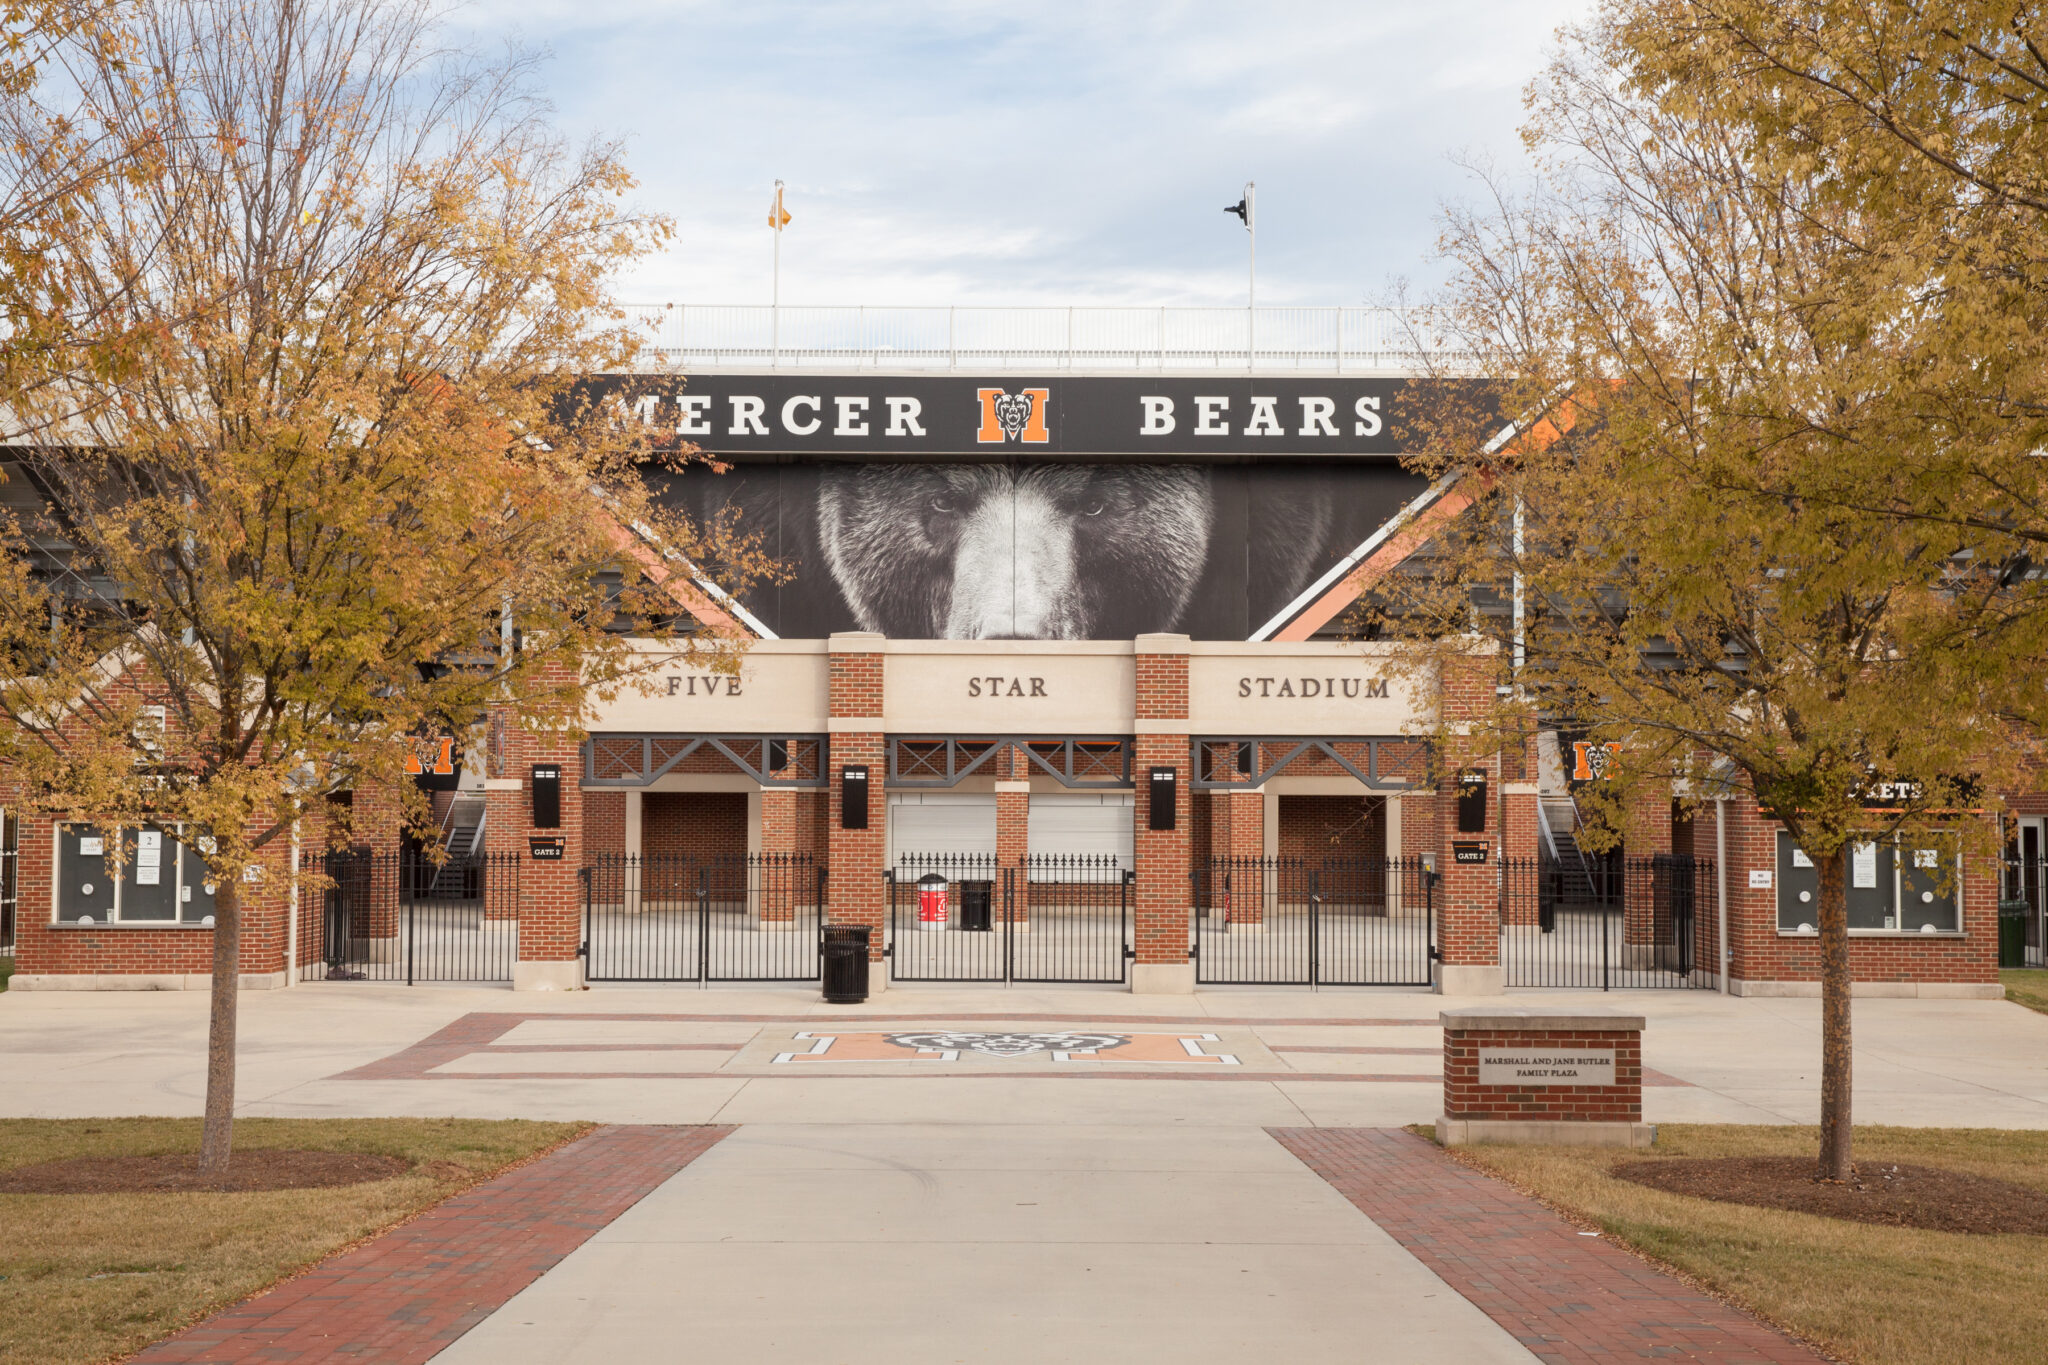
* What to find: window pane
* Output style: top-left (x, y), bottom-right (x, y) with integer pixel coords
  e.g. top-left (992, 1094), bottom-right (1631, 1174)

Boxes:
top-left (178, 834), bottom-right (218, 923)
top-left (1845, 840), bottom-right (1896, 930)
top-left (56, 823), bottom-right (117, 923)
top-left (1776, 832), bottom-right (1821, 930)
top-left (1899, 834), bottom-right (1961, 933)
top-left (123, 828), bottom-right (178, 921)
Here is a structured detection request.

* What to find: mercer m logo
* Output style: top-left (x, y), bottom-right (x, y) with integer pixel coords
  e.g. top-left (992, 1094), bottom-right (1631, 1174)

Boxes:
top-left (1570, 740), bottom-right (1622, 782)
top-left (975, 387), bottom-right (1050, 444)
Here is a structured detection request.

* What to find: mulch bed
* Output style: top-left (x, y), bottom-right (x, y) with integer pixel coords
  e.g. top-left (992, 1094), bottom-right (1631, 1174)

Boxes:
top-left (0, 1150), bottom-right (409, 1194)
top-left (1615, 1156), bottom-right (2048, 1235)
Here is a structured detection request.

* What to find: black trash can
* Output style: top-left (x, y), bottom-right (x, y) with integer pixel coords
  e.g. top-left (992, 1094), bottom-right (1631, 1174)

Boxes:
top-left (960, 880), bottom-right (994, 932)
top-left (821, 924), bottom-right (872, 1003)
top-left (1999, 899), bottom-right (2031, 969)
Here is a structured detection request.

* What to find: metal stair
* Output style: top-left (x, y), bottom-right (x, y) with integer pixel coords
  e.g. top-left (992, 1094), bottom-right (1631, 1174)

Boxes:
top-left (429, 795), bottom-right (485, 897)
top-left (1540, 796), bottom-right (1598, 902)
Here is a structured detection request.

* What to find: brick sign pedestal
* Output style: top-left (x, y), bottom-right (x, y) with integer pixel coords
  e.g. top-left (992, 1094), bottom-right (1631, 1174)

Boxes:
top-left (1438, 1009), bottom-right (1652, 1148)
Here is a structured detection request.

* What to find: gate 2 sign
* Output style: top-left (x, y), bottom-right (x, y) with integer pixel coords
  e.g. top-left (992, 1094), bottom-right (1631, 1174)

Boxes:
top-left (528, 836), bottom-right (565, 860)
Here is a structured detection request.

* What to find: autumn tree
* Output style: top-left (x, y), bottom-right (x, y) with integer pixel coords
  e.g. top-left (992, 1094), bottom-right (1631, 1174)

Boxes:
top-left (1384, 6), bottom-right (2039, 1181)
top-left (0, 0), bottom-right (769, 1175)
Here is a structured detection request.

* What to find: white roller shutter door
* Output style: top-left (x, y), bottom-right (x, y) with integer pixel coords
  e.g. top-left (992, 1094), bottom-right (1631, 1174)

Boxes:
top-left (887, 792), bottom-right (997, 873)
top-left (1027, 793), bottom-right (1134, 877)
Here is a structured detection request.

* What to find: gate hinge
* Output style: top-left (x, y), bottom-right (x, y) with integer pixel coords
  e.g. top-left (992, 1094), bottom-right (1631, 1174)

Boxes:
top-left (1124, 946), bottom-right (1136, 960)
top-left (577, 942), bottom-right (588, 958)
top-left (1427, 944), bottom-right (1441, 961)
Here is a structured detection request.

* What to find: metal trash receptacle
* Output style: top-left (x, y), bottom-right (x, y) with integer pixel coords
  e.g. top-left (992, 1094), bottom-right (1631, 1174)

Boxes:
top-left (960, 880), bottom-right (993, 932)
top-left (1999, 899), bottom-right (2030, 969)
top-left (821, 924), bottom-right (872, 1003)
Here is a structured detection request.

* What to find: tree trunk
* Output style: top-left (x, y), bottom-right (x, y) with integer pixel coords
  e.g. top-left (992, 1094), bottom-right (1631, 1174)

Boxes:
top-left (197, 875), bottom-right (239, 1177)
top-left (1816, 848), bottom-right (1854, 1181)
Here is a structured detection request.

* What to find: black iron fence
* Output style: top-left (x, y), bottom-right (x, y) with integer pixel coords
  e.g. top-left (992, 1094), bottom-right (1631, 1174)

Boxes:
top-left (1192, 857), bottom-right (1436, 987)
top-left (321, 849), bottom-right (520, 984)
top-left (886, 853), bottom-right (1130, 984)
top-left (583, 853), bottom-right (824, 983)
top-left (1499, 853), bottom-right (1719, 989)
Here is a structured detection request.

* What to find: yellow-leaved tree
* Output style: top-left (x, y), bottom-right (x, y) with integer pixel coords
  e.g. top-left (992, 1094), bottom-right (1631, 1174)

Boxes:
top-left (0, 0), bottom-right (774, 1175)
top-left (1383, 4), bottom-right (2043, 1181)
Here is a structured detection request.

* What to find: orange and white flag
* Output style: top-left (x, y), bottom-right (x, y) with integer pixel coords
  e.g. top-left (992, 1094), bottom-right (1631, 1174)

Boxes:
top-left (768, 184), bottom-right (791, 230)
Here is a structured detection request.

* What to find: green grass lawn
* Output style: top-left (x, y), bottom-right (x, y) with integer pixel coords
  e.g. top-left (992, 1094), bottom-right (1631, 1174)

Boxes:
top-left (0, 1117), bottom-right (588, 1365)
top-left (0, 956), bottom-right (13, 991)
top-left (2002, 967), bottom-right (2048, 1015)
top-left (1437, 1123), bottom-right (2048, 1365)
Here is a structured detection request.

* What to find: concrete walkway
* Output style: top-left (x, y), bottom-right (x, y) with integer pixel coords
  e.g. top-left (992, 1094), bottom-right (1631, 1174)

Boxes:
top-left (431, 1121), bottom-right (1538, 1365)
top-left (3, 982), bottom-right (2046, 1128)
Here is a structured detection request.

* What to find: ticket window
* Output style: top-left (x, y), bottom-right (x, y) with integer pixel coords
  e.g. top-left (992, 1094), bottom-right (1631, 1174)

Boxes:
top-left (122, 829), bottom-right (179, 921)
top-left (1898, 836), bottom-right (1961, 934)
top-left (56, 824), bottom-right (117, 923)
top-left (1778, 832), bottom-right (1957, 933)
top-left (54, 824), bottom-right (217, 925)
top-left (1844, 840), bottom-right (1897, 930)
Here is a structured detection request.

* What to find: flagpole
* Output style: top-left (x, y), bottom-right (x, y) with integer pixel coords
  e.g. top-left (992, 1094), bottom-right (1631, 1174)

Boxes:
top-left (772, 179), bottom-right (782, 368)
top-left (1245, 181), bottom-right (1256, 372)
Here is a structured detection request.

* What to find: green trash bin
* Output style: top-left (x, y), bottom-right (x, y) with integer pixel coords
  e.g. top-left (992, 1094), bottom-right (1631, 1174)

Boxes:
top-left (1998, 899), bottom-right (2031, 969)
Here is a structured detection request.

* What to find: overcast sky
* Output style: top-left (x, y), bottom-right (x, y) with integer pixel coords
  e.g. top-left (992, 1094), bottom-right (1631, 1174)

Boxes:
top-left (450, 1), bottom-right (1594, 308)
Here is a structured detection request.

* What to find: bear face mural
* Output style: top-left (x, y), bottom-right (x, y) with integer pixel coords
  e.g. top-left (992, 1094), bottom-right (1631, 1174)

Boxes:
top-left (817, 464), bottom-right (1215, 639)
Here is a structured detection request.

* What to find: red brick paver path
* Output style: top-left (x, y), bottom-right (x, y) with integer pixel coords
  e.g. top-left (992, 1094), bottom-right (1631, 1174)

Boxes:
top-left (134, 1124), bottom-right (733, 1364)
top-left (1270, 1127), bottom-right (1828, 1364)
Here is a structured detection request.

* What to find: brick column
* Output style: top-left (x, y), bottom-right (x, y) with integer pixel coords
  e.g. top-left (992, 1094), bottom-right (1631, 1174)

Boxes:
top-left (758, 786), bottom-right (798, 923)
top-left (996, 779), bottom-right (1030, 926)
top-left (513, 712), bottom-right (583, 991)
top-left (1623, 786), bottom-right (1675, 955)
top-left (1436, 648), bottom-right (1504, 995)
top-left (825, 633), bottom-right (888, 985)
top-left (1499, 783), bottom-right (1542, 926)
top-left (480, 704), bottom-right (523, 921)
top-left (1132, 634), bottom-right (1193, 993)
top-left (1217, 788), bottom-right (1265, 925)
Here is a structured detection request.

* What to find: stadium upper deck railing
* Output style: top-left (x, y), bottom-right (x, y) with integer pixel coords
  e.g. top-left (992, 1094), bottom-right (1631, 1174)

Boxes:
top-left (620, 304), bottom-right (1474, 374)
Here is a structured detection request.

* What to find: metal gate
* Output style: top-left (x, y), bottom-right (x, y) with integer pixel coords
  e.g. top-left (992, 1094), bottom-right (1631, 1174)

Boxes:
top-left (583, 853), bottom-right (823, 983)
top-left (887, 854), bottom-right (1130, 984)
top-left (320, 849), bottom-right (520, 984)
top-left (1498, 853), bottom-right (1718, 989)
top-left (1193, 857), bottom-right (1435, 986)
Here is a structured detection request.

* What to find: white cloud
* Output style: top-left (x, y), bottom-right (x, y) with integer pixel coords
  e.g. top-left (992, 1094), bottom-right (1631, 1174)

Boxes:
top-left (449, 0), bottom-right (1595, 306)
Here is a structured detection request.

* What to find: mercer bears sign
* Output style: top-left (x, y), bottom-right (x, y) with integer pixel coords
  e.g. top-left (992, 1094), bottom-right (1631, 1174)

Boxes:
top-left (587, 374), bottom-right (1489, 456)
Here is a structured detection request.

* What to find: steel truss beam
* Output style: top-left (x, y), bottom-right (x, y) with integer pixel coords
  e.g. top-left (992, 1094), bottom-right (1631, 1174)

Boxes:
top-left (889, 736), bottom-right (1132, 789)
top-left (1190, 736), bottom-right (1417, 791)
top-left (583, 733), bottom-right (829, 788)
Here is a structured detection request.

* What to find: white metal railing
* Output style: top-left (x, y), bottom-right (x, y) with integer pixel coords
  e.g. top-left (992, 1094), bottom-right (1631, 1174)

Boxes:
top-left (619, 304), bottom-right (1471, 373)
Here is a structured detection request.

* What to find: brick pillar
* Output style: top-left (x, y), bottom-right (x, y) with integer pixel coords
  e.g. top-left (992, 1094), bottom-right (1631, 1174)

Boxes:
top-left (826, 633), bottom-right (888, 983)
top-left (996, 780), bottom-right (1029, 925)
top-left (1132, 634), bottom-right (1193, 993)
top-left (1218, 788), bottom-right (1264, 925)
top-left (1499, 783), bottom-right (1541, 926)
top-left (512, 715), bottom-right (583, 990)
top-left (480, 704), bottom-right (523, 921)
top-left (347, 777), bottom-right (403, 958)
top-left (1436, 649), bottom-right (1504, 995)
top-left (758, 786), bottom-right (797, 922)
top-left (1623, 784), bottom-right (1674, 954)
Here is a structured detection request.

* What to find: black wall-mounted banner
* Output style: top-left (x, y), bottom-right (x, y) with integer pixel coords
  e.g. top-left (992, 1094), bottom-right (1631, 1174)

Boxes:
top-left (1148, 766), bottom-right (1179, 831)
top-left (531, 764), bottom-right (561, 829)
top-left (1456, 768), bottom-right (1489, 834)
top-left (586, 374), bottom-right (1486, 459)
top-left (841, 764), bottom-right (870, 830)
